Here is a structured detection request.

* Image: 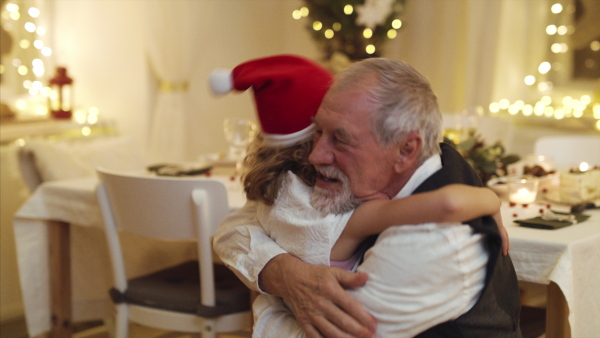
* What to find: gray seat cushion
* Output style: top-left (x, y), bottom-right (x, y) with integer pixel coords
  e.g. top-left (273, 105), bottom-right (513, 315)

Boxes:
top-left (110, 261), bottom-right (250, 318)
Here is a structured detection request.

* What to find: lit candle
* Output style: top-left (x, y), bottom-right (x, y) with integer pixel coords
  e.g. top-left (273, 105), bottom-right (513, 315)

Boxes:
top-left (509, 187), bottom-right (537, 204)
top-left (508, 178), bottom-right (539, 204)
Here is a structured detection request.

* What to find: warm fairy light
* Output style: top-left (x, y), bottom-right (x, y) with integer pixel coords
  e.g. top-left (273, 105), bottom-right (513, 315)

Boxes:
top-left (292, 7), bottom-right (309, 20)
top-left (19, 39), bottom-right (30, 49)
top-left (16, 99), bottom-right (27, 110)
top-left (541, 96), bottom-right (552, 105)
top-left (41, 47), bottom-right (52, 56)
top-left (538, 61), bottom-right (551, 74)
top-left (392, 19), bottom-right (402, 29)
top-left (324, 29), bottom-right (334, 39)
top-left (24, 21), bottom-right (35, 32)
top-left (551, 3), bottom-right (563, 13)
top-left (573, 109), bottom-right (583, 118)
top-left (363, 28), bottom-right (373, 39)
top-left (534, 105), bottom-right (545, 116)
top-left (343, 5), bottom-right (353, 15)
top-left (524, 75), bottom-right (536, 85)
top-left (557, 25), bottom-right (567, 35)
top-left (81, 126), bottom-right (92, 136)
top-left (6, 3), bottom-right (19, 13)
top-left (508, 105), bottom-right (519, 115)
top-left (28, 7), bottom-right (39, 17)
top-left (366, 44), bottom-right (376, 54)
top-left (596, 120), bottom-right (600, 130)
top-left (538, 81), bottom-right (552, 91)
top-left (489, 102), bottom-right (500, 113)
top-left (300, 7), bottom-right (309, 17)
top-left (546, 25), bottom-right (557, 35)
top-left (74, 109), bottom-right (87, 124)
top-left (579, 162), bottom-right (589, 172)
top-left (36, 26), bottom-right (45, 35)
top-left (34, 104), bottom-right (47, 116)
top-left (312, 21), bottom-right (322, 31)
top-left (33, 39), bottom-right (43, 49)
top-left (17, 65), bottom-right (28, 75)
top-left (387, 29), bottom-right (397, 39)
top-left (522, 104), bottom-right (533, 116)
top-left (581, 95), bottom-right (591, 105)
top-left (591, 41), bottom-right (600, 52)
top-left (332, 22), bottom-right (341, 31)
top-left (551, 43), bottom-right (562, 53)
top-left (498, 99), bottom-right (510, 109)
top-left (554, 109), bottom-right (565, 119)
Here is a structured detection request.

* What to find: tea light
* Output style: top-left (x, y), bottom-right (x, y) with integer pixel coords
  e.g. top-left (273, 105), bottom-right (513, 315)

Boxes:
top-left (508, 178), bottom-right (539, 204)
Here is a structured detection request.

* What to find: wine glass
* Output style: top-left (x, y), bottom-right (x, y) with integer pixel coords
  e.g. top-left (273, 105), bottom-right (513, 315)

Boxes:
top-left (223, 118), bottom-right (257, 173)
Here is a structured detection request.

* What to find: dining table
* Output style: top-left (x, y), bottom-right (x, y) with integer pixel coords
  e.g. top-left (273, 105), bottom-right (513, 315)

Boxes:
top-left (13, 170), bottom-right (600, 337)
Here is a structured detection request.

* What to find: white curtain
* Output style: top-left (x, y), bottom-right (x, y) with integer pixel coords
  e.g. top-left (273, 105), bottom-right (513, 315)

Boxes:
top-left (387, 0), bottom-right (559, 112)
top-left (144, 0), bottom-right (203, 162)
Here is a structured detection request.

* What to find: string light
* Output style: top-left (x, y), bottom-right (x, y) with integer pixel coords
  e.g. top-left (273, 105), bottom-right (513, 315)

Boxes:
top-left (0, 1), bottom-right (85, 121)
top-left (488, 2), bottom-right (599, 127)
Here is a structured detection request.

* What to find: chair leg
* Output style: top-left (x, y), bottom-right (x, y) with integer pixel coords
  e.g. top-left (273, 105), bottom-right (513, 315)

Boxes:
top-left (114, 304), bottom-right (129, 338)
top-left (201, 319), bottom-right (217, 338)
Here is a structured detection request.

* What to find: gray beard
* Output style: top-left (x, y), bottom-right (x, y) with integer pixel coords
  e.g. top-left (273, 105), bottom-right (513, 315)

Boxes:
top-left (310, 166), bottom-right (360, 215)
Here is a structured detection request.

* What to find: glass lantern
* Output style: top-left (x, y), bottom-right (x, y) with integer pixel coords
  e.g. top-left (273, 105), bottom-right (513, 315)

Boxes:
top-left (48, 67), bottom-right (74, 119)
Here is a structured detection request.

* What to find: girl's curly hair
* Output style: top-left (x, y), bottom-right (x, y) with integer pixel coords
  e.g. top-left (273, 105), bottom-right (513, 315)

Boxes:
top-left (242, 134), bottom-right (316, 205)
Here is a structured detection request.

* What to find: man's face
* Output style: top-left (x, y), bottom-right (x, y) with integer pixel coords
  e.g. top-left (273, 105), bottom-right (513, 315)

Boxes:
top-left (308, 84), bottom-right (400, 213)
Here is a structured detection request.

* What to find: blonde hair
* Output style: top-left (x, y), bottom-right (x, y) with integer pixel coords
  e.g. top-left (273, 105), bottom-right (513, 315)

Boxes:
top-left (242, 134), bottom-right (316, 205)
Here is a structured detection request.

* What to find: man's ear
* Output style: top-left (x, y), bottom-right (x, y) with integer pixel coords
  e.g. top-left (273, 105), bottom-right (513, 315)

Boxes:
top-left (393, 132), bottom-right (422, 173)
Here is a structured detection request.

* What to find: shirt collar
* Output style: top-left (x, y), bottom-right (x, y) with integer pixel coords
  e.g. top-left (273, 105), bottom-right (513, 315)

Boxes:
top-left (394, 154), bottom-right (442, 199)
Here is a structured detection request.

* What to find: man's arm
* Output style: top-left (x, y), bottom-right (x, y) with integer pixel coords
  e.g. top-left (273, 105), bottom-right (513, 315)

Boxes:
top-left (259, 254), bottom-right (377, 338)
top-left (214, 201), bottom-right (377, 337)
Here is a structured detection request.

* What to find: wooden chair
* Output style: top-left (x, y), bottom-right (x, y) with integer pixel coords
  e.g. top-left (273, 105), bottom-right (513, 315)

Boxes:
top-left (96, 168), bottom-right (251, 338)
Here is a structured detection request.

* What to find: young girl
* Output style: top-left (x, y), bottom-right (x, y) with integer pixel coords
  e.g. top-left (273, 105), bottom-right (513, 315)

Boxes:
top-left (211, 54), bottom-right (504, 337)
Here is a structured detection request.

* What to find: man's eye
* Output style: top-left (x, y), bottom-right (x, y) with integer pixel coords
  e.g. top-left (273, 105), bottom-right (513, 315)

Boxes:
top-left (334, 137), bottom-right (347, 145)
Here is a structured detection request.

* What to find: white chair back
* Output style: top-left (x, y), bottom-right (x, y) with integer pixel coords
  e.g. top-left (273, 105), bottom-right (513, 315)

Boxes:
top-left (95, 167), bottom-right (251, 338)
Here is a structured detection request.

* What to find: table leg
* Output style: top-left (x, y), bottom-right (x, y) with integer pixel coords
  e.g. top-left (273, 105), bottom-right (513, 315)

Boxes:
top-left (49, 221), bottom-right (72, 337)
top-left (545, 282), bottom-right (570, 338)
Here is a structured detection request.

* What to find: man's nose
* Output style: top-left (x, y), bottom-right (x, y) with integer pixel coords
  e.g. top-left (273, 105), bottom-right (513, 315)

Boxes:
top-left (309, 138), bottom-right (334, 165)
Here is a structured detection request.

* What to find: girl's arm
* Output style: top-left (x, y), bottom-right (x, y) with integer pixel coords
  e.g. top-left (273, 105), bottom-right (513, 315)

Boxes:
top-left (331, 184), bottom-right (501, 261)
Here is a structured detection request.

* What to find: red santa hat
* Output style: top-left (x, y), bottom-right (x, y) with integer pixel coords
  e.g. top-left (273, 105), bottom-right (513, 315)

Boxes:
top-left (209, 54), bottom-right (333, 147)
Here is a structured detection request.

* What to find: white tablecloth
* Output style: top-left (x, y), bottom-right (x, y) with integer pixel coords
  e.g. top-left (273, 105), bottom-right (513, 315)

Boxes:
top-left (501, 202), bottom-right (600, 337)
top-left (13, 175), bottom-right (245, 337)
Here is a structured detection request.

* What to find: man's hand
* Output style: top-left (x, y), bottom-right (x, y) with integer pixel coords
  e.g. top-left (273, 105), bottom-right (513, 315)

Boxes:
top-left (259, 254), bottom-right (376, 338)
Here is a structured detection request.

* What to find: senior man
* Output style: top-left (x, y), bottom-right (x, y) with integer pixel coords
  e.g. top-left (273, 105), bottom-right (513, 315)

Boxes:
top-left (214, 58), bottom-right (521, 337)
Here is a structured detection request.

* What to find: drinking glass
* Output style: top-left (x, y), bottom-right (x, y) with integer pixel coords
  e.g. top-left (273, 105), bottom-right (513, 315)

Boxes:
top-left (223, 118), bottom-right (257, 171)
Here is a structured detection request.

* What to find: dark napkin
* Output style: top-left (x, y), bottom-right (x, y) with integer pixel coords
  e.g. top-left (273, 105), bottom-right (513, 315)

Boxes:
top-left (515, 213), bottom-right (590, 230)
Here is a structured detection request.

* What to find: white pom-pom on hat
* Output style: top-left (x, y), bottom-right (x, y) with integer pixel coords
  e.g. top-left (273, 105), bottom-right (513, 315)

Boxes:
top-left (209, 68), bottom-right (233, 95)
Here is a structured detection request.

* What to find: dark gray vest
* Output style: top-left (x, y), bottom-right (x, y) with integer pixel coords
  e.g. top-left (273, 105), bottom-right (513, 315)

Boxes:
top-left (364, 143), bottom-right (522, 337)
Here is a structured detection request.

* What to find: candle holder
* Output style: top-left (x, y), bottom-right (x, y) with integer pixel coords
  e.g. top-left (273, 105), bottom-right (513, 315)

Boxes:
top-left (48, 67), bottom-right (74, 119)
top-left (508, 177), bottom-right (539, 204)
